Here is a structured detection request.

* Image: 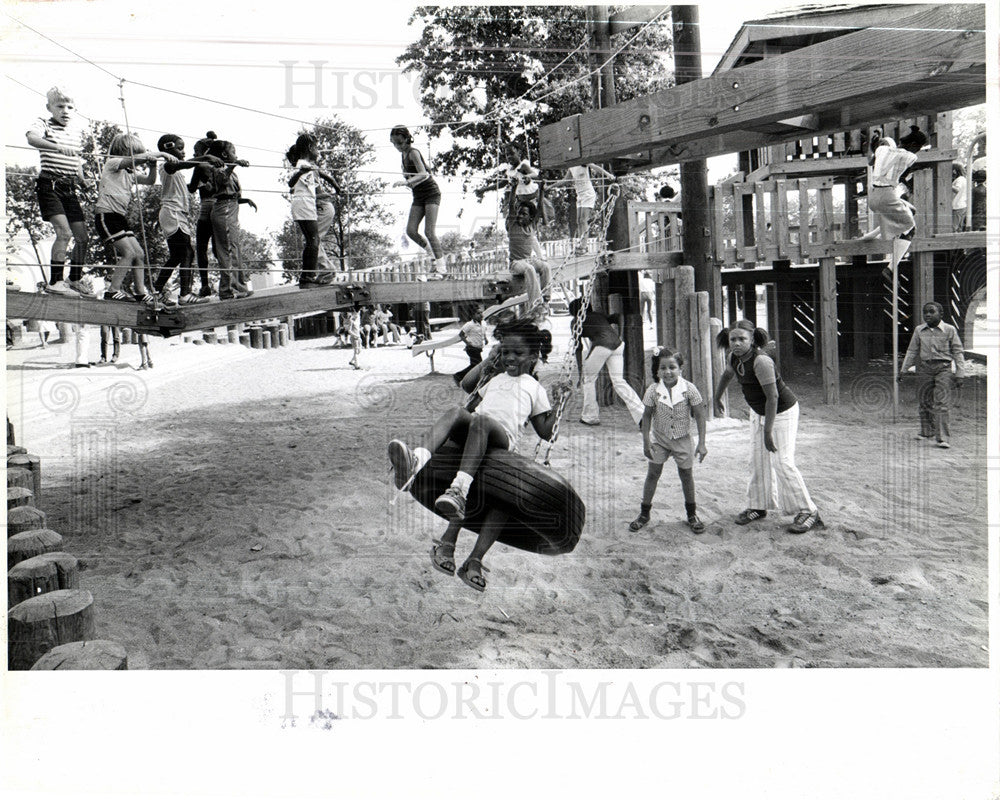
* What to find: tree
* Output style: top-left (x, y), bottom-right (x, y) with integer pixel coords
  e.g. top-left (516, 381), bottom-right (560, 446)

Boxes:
top-left (273, 117), bottom-right (395, 274)
top-left (397, 6), bottom-right (673, 196)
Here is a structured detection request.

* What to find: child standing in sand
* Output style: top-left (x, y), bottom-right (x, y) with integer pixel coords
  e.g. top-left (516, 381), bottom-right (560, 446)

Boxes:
top-left (630, 347), bottom-right (707, 534)
top-left (388, 319), bottom-right (566, 592)
top-left (346, 309), bottom-right (362, 370)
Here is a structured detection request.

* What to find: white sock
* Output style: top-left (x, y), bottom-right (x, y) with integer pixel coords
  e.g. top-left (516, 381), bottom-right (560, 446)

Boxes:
top-left (450, 471), bottom-right (474, 495)
top-left (413, 447), bottom-right (432, 471)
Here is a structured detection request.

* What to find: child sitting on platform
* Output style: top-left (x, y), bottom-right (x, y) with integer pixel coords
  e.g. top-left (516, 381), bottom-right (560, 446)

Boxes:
top-left (388, 319), bottom-right (566, 592)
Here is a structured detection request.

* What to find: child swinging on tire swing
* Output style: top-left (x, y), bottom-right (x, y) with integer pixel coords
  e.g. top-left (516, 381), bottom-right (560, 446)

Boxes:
top-left (388, 319), bottom-right (569, 592)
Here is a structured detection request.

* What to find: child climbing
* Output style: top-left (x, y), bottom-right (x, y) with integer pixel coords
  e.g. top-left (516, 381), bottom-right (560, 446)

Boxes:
top-left (631, 347), bottom-right (708, 533)
top-left (390, 125), bottom-right (446, 277)
top-left (388, 319), bottom-right (567, 592)
top-left (552, 163), bottom-right (615, 253)
top-left (152, 133), bottom-right (219, 305)
top-left (859, 132), bottom-right (919, 242)
top-left (506, 192), bottom-right (551, 320)
top-left (97, 133), bottom-right (177, 306)
top-left (286, 132), bottom-right (341, 286)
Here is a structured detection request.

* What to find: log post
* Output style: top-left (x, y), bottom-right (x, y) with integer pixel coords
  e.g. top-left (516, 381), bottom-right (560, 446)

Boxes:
top-left (710, 317), bottom-right (728, 417)
top-left (742, 282), bottom-right (757, 324)
top-left (8, 487), bottom-right (34, 510)
top-left (203, 331), bottom-right (217, 345)
top-left (228, 330), bottom-right (239, 344)
top-left (7, 506), bottom-right (47, 536)
top-left (8, 529), bottom-right (64, 567)
top-left (239, 332), bottom-right (252, 348)
top-left (674, 264), bottom-right (695, 359)
top-left (249, 328), bottom-right (263, 349)
top-left (687, 291), bottom-right (714, 420)
top-left (8, 589), bottom-right (96, 670)
top-left (261, 330), bottom-right (273, 350)
top-left (818, 256), bottom-right (840, 403)
top-left (30, 640), bottom-right (129, 670)
top-left (8, 552), bottom-right (79, 607)
top-left (774, 260), bottom-right (795, 377)
top-left (284, 316), bottom-right (295, 342)
top-left (656, 270), bottom-right (676, 348)
top-left (7, 467), bottom-right (34, 493)
top-left (911, 252), bottom-right (935, 318)
top-left (7, 453), bottom-right (42, 505)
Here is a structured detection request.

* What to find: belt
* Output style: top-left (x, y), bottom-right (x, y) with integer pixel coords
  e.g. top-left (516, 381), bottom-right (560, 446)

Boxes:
top-left (872, 182), bottom-right (895, 188)
top-left (215, 194), bottom-right (238, 200)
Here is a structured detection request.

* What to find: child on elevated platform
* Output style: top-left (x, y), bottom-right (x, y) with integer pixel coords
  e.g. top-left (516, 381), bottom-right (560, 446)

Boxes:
top-left (388, 319), bottom-right (567, 592)
top-left (286, 133), bottom-right (341, 287)
top-left (390, 125), bottom-right (446, 278)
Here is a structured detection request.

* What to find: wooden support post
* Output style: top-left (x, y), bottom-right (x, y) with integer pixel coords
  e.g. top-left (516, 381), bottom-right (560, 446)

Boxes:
top-left (911, 251), bottom-right (935, 315)
top-left (818, 257), bottom-right (840, 403)
top-left (7, 468), bottom-right (34, 493)
top-left (261, 330), bottom-right (273, 350)
top-left (710, 317), bottom-right (727, 417)
top-left (8, 552), bottom-right (79, 607)
top-left (239, 332), bottom-right (251, 348)
top-left (8, 529), bottom-right (63, 568)
top-left (655, 274), bottom-right (676, 349)
top-left (765, 285), bottom-right (778, 337)
top-left (846, 177), bottom-right (861, 238)
top-left (8, 487), bottom-right (34, 510)
top-left (7, 506), bottom-right (47, 537)
top-left (674, 265), bottom-right (695, 361)
top-left (742, 282), bottom-right (757, 324)
top-left (688, 292), bottom-right (713, 421)
top-left (608, 203), bottom-right (644, 396)
top-left (31, 640), bottom-right (128, 670)
top-left (284, 316), bottom-right (295, 342)
top-left (249, 327), bottom-right (263, 349)
top-left (852, 260), bottom-right (873, 366)
top-left (7, 453), bottom-right (41, 504)
top-left (774, 260), bottom-right (795, 377)
top-left (8, 589), bottom-right (96, 670)
top-left (726, 285), bottom-right (738, 328)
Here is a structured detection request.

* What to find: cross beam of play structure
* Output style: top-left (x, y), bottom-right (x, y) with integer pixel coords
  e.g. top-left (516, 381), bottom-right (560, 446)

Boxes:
top-left (6, 252), bottom-right (681, 336)
top-left (539, 4), bottom-right (985, 171)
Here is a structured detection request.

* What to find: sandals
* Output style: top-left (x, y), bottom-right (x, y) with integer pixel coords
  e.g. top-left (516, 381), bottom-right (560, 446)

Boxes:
top-left (457, 558), bottom-right (488, 593)
top-left (629, 513), bottom-right (650, 532)
top-left (687, 514), bottom-right (706, 534)
top-left (430, 539), bottom-right (456, 576)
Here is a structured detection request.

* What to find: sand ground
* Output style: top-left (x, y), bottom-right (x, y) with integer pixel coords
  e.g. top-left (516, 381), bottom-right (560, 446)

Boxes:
top-left (5, 315), bottom-right (989, 669)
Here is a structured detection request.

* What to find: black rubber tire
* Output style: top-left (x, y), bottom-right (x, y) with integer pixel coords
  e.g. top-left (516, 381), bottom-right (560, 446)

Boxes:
top-left (409, 442), bottom-right (585, 555)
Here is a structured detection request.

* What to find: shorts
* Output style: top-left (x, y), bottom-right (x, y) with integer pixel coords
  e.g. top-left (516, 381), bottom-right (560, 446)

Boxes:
top-left (411, 179), bottom-right (442, 208)
top-left (36, 175), bottom-right (84, 224)
top-left (648, 435), bottom-right (694, 469)
top-left (94, 212), bottom-right (134, 244)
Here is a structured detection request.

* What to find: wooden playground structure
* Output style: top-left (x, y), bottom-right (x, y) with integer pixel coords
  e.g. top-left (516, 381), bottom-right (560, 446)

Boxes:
top-left (539, 3), bottom-right (987, 405)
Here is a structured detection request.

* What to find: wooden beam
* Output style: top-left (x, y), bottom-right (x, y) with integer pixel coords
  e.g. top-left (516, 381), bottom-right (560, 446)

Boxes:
top-left (540, 4), bottom-right (984, 169)
top-left (608, 5), bottom-right (669, 36)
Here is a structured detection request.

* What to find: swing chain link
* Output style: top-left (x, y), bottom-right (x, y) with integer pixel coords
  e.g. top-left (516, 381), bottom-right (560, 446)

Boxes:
top-left (536, 182), bottom-right (620, 464)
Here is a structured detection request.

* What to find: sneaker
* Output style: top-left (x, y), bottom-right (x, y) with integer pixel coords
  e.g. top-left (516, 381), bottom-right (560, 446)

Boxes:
top-left (434, 486), bottom-right (467, 521)
top-left (387, 439), bottom-right (418, 491)
top-left (198, 287), bottom-right (214, 298)
top-left (734, 508), bottom-right (767, 525)
top-left (66, 279), bottom-right (95, 297)
top-left (687, 514), bottom-right (706, 534)
top-left (787, 510), bottom-right (824, 534)
top-left (178, 293), bottom-right (208, 305)
top-left (104, 290), bottom-right (136, 302)
top-left (136, 293), bottom-right (160, 308)
top-left (159, 291), bottom-right (179, 308)
top-left (914, 434), bottom-right (932, 441)
top-left (45, 280), bottom-right (75, 295)
top-left (937, 441), bottom-right (951, 449)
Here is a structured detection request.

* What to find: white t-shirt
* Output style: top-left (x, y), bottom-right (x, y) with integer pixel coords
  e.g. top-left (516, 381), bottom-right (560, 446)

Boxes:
top-left (639, 275), bottom-right (655, 296)
top-left (95, 157), bottom-right (136, 215)
top-left (158, 166), bottom-right (191, 236)
top-left (871, 141), bottom-right (917, 187)
top-left (475, 372), bottom-right (551, 450)
top-left (952, 175), bottom-right (967, 210)
top-left (569, 165), bottom-right (597, 209)
top-left (290, 159), bottom-right (317, 221)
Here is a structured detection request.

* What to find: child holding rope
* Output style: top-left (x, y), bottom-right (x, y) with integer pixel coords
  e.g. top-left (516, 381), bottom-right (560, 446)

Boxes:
top-left (388, 319), bottom-right (567, 592)
top-left (97, 133), bottom-right (177, 306)
top-left (286, 133), bottom-right (341, 286)
top-left (201, 134), bottom-right (256, 300)
top-left (25, 87), bottom-right (93, 297)
top-left (151, 133), bottom-right (219, 305)
top-left (630, 347), bottom-right (707, 534)
top-left (390, 125), bottom-right (446, 277)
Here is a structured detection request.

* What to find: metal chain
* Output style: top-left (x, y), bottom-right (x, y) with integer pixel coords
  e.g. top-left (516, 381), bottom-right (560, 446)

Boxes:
top-left (536, 182), bottom-right (620, 464)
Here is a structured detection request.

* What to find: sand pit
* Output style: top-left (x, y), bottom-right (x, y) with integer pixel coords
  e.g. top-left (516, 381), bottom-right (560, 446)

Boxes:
top-left (5, 318), bottom-right (988, 669)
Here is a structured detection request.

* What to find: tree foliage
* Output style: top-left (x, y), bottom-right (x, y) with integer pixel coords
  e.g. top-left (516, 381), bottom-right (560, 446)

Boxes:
top-left (397, 6), bottom-right (673, 195)
top-left (272, 117), bottom-right (395, 274)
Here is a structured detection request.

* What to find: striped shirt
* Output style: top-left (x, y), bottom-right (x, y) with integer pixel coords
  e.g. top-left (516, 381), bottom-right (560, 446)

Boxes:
top-left (27, 117), bottom-right (83, 176)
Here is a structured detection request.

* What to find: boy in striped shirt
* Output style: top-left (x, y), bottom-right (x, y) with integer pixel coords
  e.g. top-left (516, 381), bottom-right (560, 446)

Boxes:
top-left (25, 87), bottom-right (93, 296)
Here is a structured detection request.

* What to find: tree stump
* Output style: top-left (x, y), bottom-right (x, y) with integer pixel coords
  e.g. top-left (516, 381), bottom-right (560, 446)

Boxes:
top-left (8, 528), bottom-right (63, 566)
top-left (7, 505), bottom-right (47, 536)
top-left (7, 467), bottom-right (34, 492)
top-left (8, 552), bottom-right (79, 606)
top-left (8, 486), bottom-right (34, 509)
top-left (261, 330), bottom-right (272, 349)
top-left (31, 640), bottom-right (129, 670)
top-left (8, 445), bottom-right (27, 456)
top-left (7, 453), bottom-right (42, 504)
top-left (249, 327), bottom-right (263, 349)
top-left (8, 589), bottom-right (96, 670)
top-left (203, 330), bottom-right (218, 345)
top-left (239, 332), bottom-right (251, 347)
top-left (278, 328), bottom-right (288, 347)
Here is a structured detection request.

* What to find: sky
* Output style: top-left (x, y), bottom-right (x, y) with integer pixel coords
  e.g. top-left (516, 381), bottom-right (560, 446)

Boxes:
top-left (1, 0), bottom-right (804, 251)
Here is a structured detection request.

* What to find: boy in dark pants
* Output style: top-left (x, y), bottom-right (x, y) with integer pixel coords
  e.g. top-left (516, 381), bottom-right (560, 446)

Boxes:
top-left (900, 302), bottom-right (965, 448)
top-left (453, 304), bottom-right (486, 385)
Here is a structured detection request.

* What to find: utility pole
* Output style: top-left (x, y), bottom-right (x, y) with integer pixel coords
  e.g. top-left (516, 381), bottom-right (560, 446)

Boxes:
top-left (672, 6), bottom-right (720, 316)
